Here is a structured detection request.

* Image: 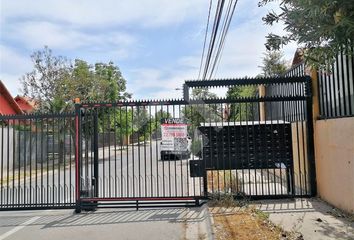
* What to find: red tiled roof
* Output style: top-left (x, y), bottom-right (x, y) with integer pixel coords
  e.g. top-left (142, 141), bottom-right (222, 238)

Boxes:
top-left (0, 80), bottom-right (23, 115)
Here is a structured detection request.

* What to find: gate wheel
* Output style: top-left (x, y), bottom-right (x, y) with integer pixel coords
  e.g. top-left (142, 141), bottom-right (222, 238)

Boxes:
top-left (75, 206), bottom-right (82, 214)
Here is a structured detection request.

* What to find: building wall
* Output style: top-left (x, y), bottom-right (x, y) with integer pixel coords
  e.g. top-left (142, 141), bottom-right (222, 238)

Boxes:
top-left (315, 117), bottom-right (354, 213)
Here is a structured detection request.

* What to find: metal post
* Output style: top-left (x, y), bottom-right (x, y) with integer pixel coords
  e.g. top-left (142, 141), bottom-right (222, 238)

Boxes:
top-left (183, 84), bottom-right (189, 102)
top-left (74, 98), bottom-right (82, 213)
top-left (93, 110), bottom-right (99, 198)
top-left (305, 78), bottom-right (317, 196)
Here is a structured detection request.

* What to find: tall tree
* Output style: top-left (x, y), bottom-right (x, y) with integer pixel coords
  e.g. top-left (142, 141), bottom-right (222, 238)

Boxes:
top-left (21, 46), bottom-right (71, 112)
top-left (226, 85), bottom-right (257, 121)
top-left (21, 47), bottom-right (131, 112)
top-left (259, 0), bottom-right (354, 66)
top-left (260, 50), bottom-right (288, 77)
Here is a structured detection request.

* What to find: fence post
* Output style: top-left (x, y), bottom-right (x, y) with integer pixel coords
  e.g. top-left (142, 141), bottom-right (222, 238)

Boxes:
top-left (93, 110), bottom-right (99, 198)
top-left (305, 77), bottom-right (317, 196)
top-left (74, 98), bottom-right (82, 213)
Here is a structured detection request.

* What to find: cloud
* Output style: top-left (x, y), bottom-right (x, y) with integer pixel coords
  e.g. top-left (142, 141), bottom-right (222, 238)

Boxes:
top-left (1, 0), bottom-right (206, 28)
top-left (0, 45), bottom-right (33, 95)
top-left (4, 21), bottom-right (137, 53)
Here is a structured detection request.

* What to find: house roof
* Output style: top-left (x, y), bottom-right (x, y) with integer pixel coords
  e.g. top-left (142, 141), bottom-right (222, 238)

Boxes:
top-left (291, 48), bottom-right (305, 66)
top-left (0, 80), bottom-right (23, 115)
top-left (14, 95), bottom-right (38, 109)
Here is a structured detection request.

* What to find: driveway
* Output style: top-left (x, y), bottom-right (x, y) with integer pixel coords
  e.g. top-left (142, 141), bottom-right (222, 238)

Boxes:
top-left (0, 206), bottom-right (211, 240)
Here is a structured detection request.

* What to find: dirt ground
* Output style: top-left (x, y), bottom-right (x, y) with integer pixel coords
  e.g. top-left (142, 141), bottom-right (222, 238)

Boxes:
top-left (210, 207), bottom-right (300, 240)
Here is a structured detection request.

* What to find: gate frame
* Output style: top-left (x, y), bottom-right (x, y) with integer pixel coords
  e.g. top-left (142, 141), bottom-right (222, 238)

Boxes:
top-left (73, 76), bottom-right (317, 213)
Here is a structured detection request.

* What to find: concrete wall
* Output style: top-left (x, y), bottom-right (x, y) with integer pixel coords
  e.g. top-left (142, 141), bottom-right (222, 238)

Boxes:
top-left (315, 117), bottom-right (354, 213)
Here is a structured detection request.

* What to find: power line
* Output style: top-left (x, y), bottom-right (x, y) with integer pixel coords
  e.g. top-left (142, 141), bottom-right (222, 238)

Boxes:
top-left (197, 0), bottom-right (213, 80)
top-left (198, 0), bottom-right (239, 81)
top-left (209, 0), bottom-right (238, 79)
top-left (202, 0), bottom-right (225, 80)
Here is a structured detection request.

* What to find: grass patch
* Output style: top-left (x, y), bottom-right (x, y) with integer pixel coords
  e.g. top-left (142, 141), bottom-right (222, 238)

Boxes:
top-left (210, 206), bottom-right (301, 240)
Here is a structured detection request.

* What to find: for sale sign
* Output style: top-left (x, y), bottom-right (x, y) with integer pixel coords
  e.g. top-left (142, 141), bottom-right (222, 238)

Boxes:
top-left (160, 118), bottom-right (188, 152)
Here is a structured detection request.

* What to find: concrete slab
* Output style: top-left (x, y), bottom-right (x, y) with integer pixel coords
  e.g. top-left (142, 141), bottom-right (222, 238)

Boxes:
top-left (253, 198), bottom-right (354, 240)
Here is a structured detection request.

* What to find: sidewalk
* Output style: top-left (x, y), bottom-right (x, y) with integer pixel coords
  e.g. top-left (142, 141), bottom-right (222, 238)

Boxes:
top-left (253, 198), bottom-right (354, 240)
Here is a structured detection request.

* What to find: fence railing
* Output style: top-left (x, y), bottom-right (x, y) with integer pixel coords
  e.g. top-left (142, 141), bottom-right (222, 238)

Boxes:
top-left (0, 113), bottom-right (76, 209)
top-left (317, 48), bottom-right (354, 119)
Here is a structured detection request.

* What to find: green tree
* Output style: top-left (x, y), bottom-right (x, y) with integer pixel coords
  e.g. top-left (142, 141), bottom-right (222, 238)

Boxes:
top-left (259, 0), bottom-right (354, 66)
top-left (182, 88), bottom-right (222, 135)
top-left (226, 85), bottom-right (257, 121)
top-left (21, 46), bottom-right (71, 112)
top-left (260, 50), bottom-right (288, 77)
top-left (21, 47), bottom-right (131, 113)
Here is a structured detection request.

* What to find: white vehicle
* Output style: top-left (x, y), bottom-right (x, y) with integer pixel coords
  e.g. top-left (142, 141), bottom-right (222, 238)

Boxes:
top-left (160, 118), bottom-right (191, 160)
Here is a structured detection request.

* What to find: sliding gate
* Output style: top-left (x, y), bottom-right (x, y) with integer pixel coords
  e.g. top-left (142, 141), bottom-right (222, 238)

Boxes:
top-left (75, 76), bottom-right (316, 211)
top-left (0, 76), bottom-right (316, 211)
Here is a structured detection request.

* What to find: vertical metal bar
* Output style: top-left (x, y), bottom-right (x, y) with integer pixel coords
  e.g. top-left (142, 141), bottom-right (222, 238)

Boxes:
top-left (1, 120), bottom-right (3, 206)
top-left (6, 119), bottom-right (10, 206)
top-left (143, 106), bottom-right (147, 198)
top-left (269, 101), bottom-right (276, 195)
top-left (125, 106), bottom-right (129, 198)
top-left (57, 117), bottom-right (60, 205)
top-left (74, 102), bottom-right (81, 212)
top-left (101, 108), bottom-right (105, 198)
top-left (143, 106), bottom-right (147, 197)
top-left (155, 105), bottom-right (159, 197)
top-left (51, 117), bottom-right (55, 205)
top-left (35, 118), bottom-right (38, 205)
top-left (245, 103), bottom-right (251, 196)
top-left (207, 103), bottom-right (212, 195)
top-left (191, 104), bottom-right (195, 197)
top-left (226, 103), bottom-right (231, 195)
top-left (24, 118), bottom-right (27, 205)
top-left (120, 106), bottom-right (123, 197)
top-left (17, 119), bottom-right (21, 206)
top-left (300, 100), bottom-right (308, 195)
top-left (251, 102), bottom-right (257, 196)
top-left (305, 79), bottom-right (317, 196)
top-left (345, 50), bottom-right (352, 115)
top-left (221, 103), bottom-right (225, 195)
top-left (202, 103), bottom-right (207, 198)
top-left (93, 110), bottom-right (99, 198)
top-left (40, 118), bottom-right (43, 206)
top-left (340, 50), bottom-right (348, 116)
top-left (332, 62), bottom-right (338, 117)
top-left (137, 107), bottom-right (141, 198)
top-left (257, 101), bottom-right (264, 196)
top-left (239, 103), bottom-right (245, 194)
top-left (131, 106), bottom-right (135, 197)
top-left (60, 116), bottom-right (67, 205)
top-left (173, 105), bottom-right (177, 197)
top-left (113, 107), bottom-right (117, 198)
top-left (149, 105), bottom-right (153, 197)
top-left (69, 116), bottom-right (72, 204)
top-left (62, 116), bottom-right (66, 204)
top-left (108, 107), bottom-right (112, 198)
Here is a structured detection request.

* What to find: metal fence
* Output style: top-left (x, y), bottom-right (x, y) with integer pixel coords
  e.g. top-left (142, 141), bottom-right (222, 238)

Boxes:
top-left (317, 49), bottom-right (354, 119)
top-left (0, 113), bottom-right (76, 209)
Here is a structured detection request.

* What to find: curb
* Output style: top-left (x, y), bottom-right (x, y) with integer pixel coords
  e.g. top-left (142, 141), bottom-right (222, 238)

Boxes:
top-left (202, 204), bottom-right (215, 240)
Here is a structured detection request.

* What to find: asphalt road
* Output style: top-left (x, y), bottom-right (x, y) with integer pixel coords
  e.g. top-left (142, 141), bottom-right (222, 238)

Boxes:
top-left (0, 206), bottom-right (211, 240)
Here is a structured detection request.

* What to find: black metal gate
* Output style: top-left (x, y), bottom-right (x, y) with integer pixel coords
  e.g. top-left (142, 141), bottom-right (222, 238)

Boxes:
top-left (0, 76), bottom-right (316, 211)
top-left (74, 76), bottom-right (316, 211)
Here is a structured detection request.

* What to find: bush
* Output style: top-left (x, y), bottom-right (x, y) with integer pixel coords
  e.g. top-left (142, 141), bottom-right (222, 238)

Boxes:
top-left (191, 139), bottom-right (202, 157)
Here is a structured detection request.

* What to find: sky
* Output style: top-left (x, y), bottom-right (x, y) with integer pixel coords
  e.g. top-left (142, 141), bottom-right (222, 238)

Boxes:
top-left (0, 0), bottom-right (297, 100)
